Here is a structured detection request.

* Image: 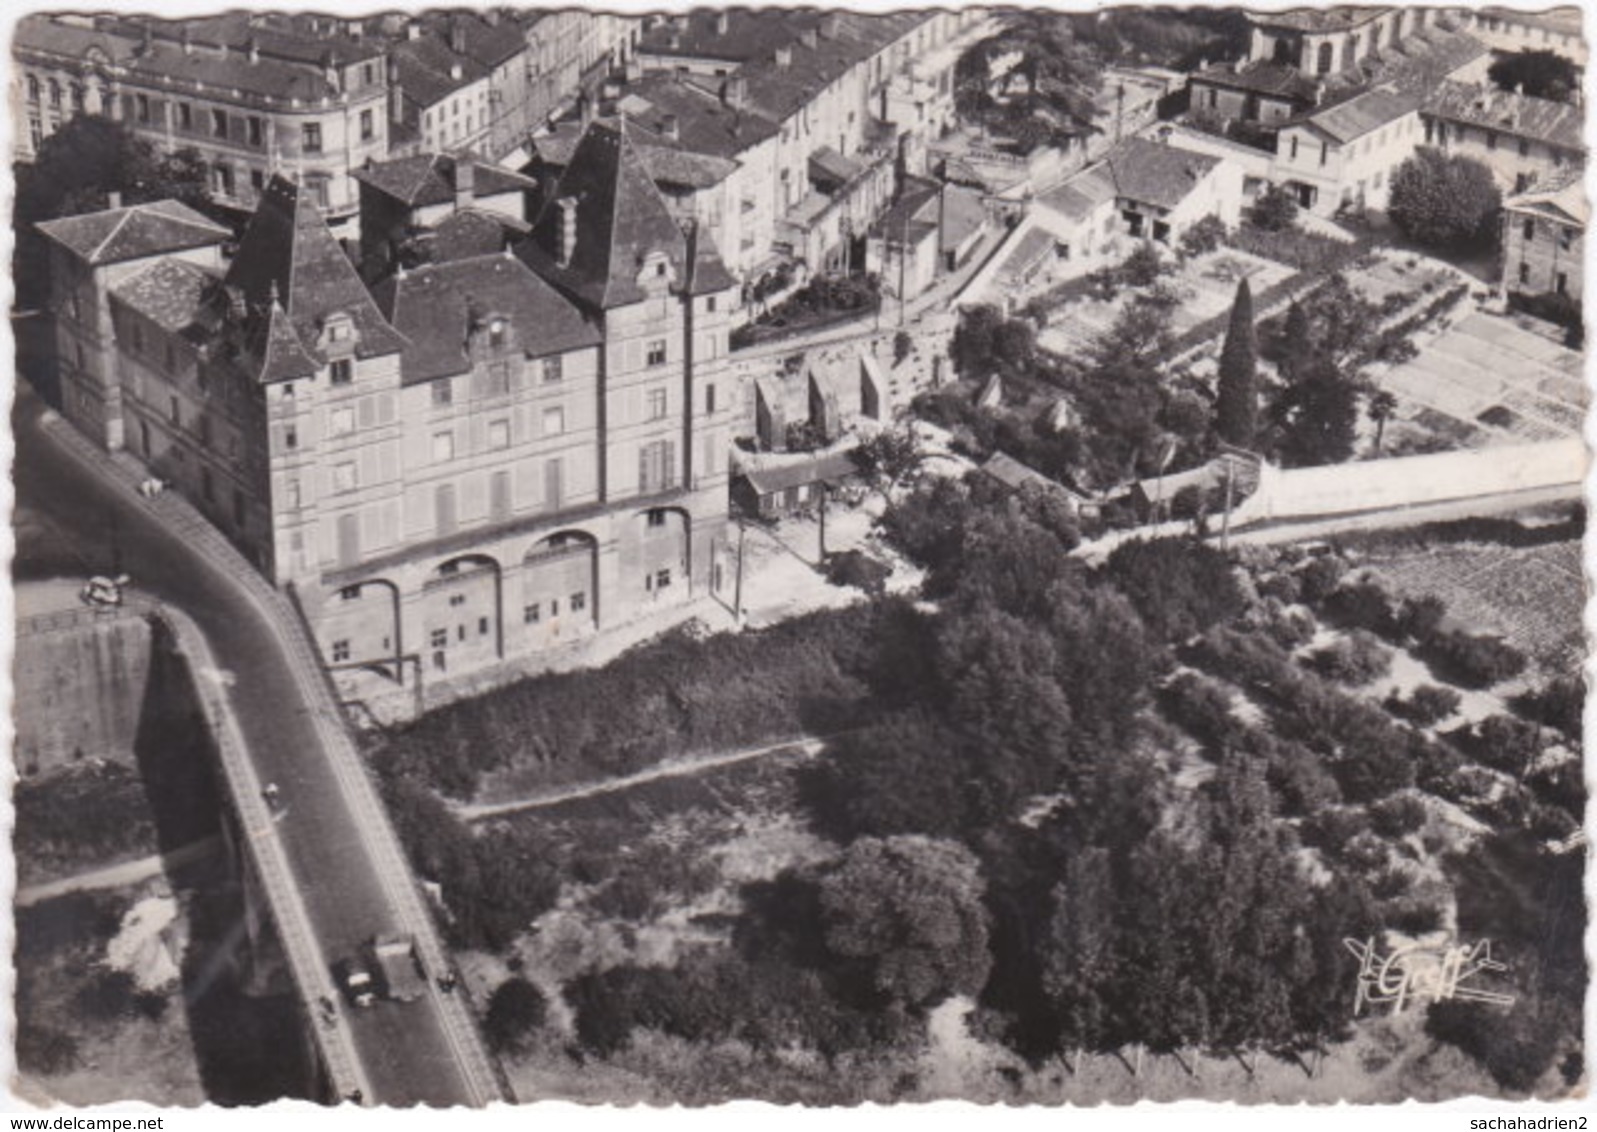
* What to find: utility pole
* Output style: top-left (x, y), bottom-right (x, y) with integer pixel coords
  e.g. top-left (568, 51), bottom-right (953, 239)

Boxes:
top-left (817, 482), bottom-right (828, 562)
top-left (733, 515), bottom-right (747, 626)
top-left (898, 203), bottom-right (910, 327)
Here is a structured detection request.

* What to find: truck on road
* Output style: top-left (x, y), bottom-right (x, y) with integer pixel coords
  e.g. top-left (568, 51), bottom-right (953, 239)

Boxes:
top-left (368, 934), bottom-right (427, 1003)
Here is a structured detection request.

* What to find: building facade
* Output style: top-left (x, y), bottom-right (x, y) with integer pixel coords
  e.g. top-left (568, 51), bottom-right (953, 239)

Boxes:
top-left (1422, 82), bottom-right (1585, 193)
top-left (13, 13), bottom-right (389, 220)
top-left (1271, 87), bottom-right (1422, 214)
top-left (1499, 174), bottom-right (1585, 302)
top-left (39, 120), bottom-right (740, 687)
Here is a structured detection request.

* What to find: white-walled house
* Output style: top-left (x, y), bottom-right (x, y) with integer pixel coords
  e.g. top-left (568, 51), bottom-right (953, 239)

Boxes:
top-left (1271, 87), bottom-right (1423, 214)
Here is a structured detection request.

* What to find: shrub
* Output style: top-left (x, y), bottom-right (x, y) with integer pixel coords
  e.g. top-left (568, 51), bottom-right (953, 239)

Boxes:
top-left (1301, 807), bottom-right (1371, 856)
top-left (1252, 184), bottom-right (1299, 232)
top-left (1465, 714), bottom-right (1544, 777)
top-left (1509, 675), bottom-right (1584, 742)
top-left (893, 329), bottom-right (913, 366)
top-left (1120, 241), bottom-right (1167, 287)
top-left (1395, 594), bottom-right (1448, 643)
top-left (1388, 684), bottom-right (1463, 727)
top-left (1263, 602), bottom-right (1317, 650)
top-left (1389, 150), bottom-right (1502, 250)
top-left (1370, 793), bottom-right (1428, 839)
top-left (1259, 736), bottom-right (1343, 816)
top-left (1159, 671), bottom-right (1240, 749)
top-left (1309, 630), bottom-right (1392, 686)
top-left (1423, 631), bottom-right (1527, 689)
top-left (824, 548), bottom-right (891, 597)
top-left (1103, 538), bottom-right (1245, 642)
top-left (1297, 555), bottom-right (1347, 604)
top-left (1178, 214), bottom-right (1229, 259)
top-left (1427, 999), bottom-right (1565, 1094)
top-left (1323, 580), bottom-right (1398, 637)
top-left (486, 978), bottom-right (548, 1054)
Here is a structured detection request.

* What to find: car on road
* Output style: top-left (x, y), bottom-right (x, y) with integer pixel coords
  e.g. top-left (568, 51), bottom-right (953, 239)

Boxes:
top-left (335, 957), bottom-right (377, 1008)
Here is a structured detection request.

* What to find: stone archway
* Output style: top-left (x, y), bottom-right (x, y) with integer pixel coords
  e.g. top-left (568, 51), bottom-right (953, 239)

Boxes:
top-left (520, 530), bottom-right (600, 649)
top-left (420, 553), bottom-right (503, 675)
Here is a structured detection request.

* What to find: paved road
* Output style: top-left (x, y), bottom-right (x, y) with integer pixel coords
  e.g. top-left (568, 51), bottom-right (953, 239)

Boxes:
top-left (14, 388), bottom-right (502, 1107)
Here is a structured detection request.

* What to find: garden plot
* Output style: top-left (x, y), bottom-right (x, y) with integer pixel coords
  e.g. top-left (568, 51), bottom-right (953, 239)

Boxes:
top-left (1365, 540), bottom-right (1584, 673)
top-left (1374, 310), bottom-right (1586, 447)
top-left (1036, 248), bottom-right (1291, 356)
top-left (1345, 250), bottom-right (1459, 306)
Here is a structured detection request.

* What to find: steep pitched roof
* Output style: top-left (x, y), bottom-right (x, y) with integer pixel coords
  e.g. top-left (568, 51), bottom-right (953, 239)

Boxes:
top-left (429, 207), bottom-right (530, 263)
top-left (354, 152), bottom-right (536, 208)
top-left (389, 35), bottom-right (489, 108)
top-left (224, 175), bottom-right (406, 381)
top-left (371, 252), bottom-right (601, 384)
top-left (36, 199), bottom-right (230, 267)
top-left (519, 119), bottom-right (735, 311)
top-left (1103, 137), bottom-right (1223, 210)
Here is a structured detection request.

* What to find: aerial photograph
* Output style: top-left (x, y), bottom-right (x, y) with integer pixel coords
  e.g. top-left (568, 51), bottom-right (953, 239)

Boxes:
top-left (6, 1), bottom-right (1588, 1110)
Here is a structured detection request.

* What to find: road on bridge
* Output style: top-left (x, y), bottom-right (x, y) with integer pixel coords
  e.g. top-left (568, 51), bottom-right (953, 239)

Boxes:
top-left (14, 386), bottom-right (503, 1107)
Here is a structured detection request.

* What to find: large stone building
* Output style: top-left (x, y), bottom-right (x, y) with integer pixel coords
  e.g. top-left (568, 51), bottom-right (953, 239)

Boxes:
top-left (1271, 86), bottom-right (1422, 214)
top-left (13, 13), bottom-right (390, 222)
top-left (1499, 172), bottom-right (1585, 302)
top-left (1421, 81), bottom-right (1585, 193)
top-left (38, 119), bottom-right (739, 686)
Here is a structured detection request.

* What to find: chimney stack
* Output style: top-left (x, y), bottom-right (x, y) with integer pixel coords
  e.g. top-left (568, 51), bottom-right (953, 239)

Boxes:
top-left (715, 11), bottom-right (729, 35)
top-left (775, 45), bottom-right (792, 68)
top-left (661, 113), bottom-right (680, 141)
top-left (450, 18), bottom-right (466, 55)
top-left (800, 28), bottom-right (818, 50)
top-left (455, 157), bottom-right (475, 210)
top-left (719, 74), bottom-right (748, 110)
top-left (181, 27), bottom-right (193, 55)
top-left (107, 190), bottom-right (123, 210)
top-left (557, 197), bottom-right (579, 266)
top-left (247, 35), bottom-right (259, 63)
top-left (405, 20), bottom-right (421, 41)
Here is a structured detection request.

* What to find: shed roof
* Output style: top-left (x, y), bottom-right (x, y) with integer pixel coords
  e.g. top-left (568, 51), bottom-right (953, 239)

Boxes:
top-left (36, 199), bottom-right (230, 267)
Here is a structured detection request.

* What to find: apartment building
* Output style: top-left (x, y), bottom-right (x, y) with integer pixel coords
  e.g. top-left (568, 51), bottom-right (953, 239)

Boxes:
top-left (1271, 86), bottom-right (1423, 214)
top-left (1462, 7), bottom-right (1586, 68)
top-left (1422, 81), bottom-right (1585, 193)
top-left (38, 119), bottom-right (740, 684)
top-left (13, 13), bottom-right (389, 220)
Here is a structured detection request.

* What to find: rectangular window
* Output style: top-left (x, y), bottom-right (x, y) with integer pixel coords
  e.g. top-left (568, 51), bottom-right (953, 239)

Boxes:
top-left (524, 603), bottom-right (541, 624)
top-left (544, 457), bottom-right (563, 509)
top-left (360, 108), bottom-right (374, 141)
top-left (489, 419), bottom-right (510, 450)
top-left (542, 406), bottom-right (565, 436)
top-left (431, 628), bottom-right (448, 649)
top-left (330, 406), bottom-right (355, 437)
top-left (541, 354), bottom-right (562, 384)
top-left (1560, 226), bottom-right (1575, 251)
top-left (333, 462), bottom-right (357, 493)
top-left (1523, 219), bottom-right (1536, 242)
top-left (136, 94), bottom-right (150, 123)
top-left (647, 387), bottom-right (668, 420)
top-left (433, 379), bottom-right (453, 406)
top-left (302, 122), bottom-right (322, 153)
top-left (251, 168), bottom-right (265, 191)
top-left (646, 339), bottom-right (667, 366)
top-left (286, 480), bottom-right (301, 509)
top-left (478, 616), bottom-right (490, 636)
top-left (570, 591), bottom-right (586, 613)
top-left (248, 116), bottom-right (264, 146)
top-left (330, 358), bottom-right (353, 385)
top-left (1486, 130), bottom-right (1497, 152)
top-left (706, 295), bottom-right (717, 312)
top-left (285, 425), bottom-right (299, 450)
top-left (1519, 261), bottom-right (1531, 284)
top-left (178, 103), bottom-right (193, 129)
top-left (332, 639), bottom-right (351, 663)
top-left (433, 431), bottom-right (455, 462)
top-left (638, 439), bottom-right (677, 493)
top-left (1556, 272), bottom-right (1568, 295)
top-left (706, 383), bottom-right (717, 414)
top-left (169, 395), bottom-right (180, 425)
top-left (1290, 135), bottom-right (1299, 160)
top-left (208, 108), bottom-right (227, 138)
top-left (1519, 137), bottom-right (1531, 157)
top-left (485, 361), bottom-right (511, 396)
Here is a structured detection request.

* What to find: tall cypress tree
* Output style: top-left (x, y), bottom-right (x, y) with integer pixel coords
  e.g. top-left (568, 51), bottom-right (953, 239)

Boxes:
top-left (1215, 277), bottom-right (1258, 449)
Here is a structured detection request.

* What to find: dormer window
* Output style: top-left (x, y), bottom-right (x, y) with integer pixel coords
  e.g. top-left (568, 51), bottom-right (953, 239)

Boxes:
top-left (489, 318), bottom-right (507, 348)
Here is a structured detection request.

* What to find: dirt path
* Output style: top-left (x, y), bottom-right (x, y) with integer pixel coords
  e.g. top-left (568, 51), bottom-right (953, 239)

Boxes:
top-left (457, 735), bottom-right (831, 823)
top-left (17, 835), bottom-right (223, 906)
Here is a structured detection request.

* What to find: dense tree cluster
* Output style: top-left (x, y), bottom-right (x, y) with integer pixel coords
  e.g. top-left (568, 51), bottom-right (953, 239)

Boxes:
top-left (1388, 150), bottom-right (1502, 250)
top-left (954, 14), bottom-right (1103, 151)
top-left (1488, 49), bottom-right (1581, 104)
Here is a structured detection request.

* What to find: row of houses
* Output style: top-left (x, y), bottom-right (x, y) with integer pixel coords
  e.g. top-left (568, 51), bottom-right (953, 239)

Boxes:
top-left (12, 10), bottom-right (640, 222)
